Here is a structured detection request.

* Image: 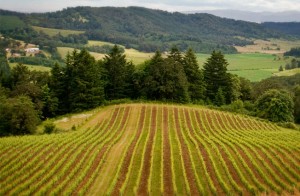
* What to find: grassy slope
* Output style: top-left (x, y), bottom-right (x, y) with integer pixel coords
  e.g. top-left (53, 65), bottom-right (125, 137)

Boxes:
top-left (0, 103), bottom-right (299, 195)
top-left (273, 68), bottom-right (300, 77)
top-left (32, 26), bottom-right (85, 37)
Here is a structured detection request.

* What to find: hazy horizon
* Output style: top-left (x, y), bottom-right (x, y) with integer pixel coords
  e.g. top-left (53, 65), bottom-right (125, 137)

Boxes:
top-left (0, 0), bottom-right (300, 13)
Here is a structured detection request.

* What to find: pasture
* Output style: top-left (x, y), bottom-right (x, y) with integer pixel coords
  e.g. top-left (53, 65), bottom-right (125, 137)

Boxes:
top-left (273, 68), bottom-right (300, 77)
top-left (32, 26), bottom-right (85, 37)
top-left (197, 53), bottom-right (288, 81)
top-left (234, 39), bottom-right (300, 54)
top-left (0, 104), bottom-right (299, 195)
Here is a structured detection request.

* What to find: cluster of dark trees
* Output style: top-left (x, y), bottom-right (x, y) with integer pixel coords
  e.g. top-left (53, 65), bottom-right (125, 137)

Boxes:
top-left (1, 44), bottom-right (299, 136)
top-left (284, 47), bottom-right (300, 57)
top-left (263, 22), bottom-right (300, 37)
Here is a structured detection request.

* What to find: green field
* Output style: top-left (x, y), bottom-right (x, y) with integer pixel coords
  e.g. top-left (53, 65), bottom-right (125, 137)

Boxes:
top-left (197, 53), bottom-right (288, 81)
top-left (32, 26), bottom-right (85, 37)
top-left (9, 63), bottom-right (51, 72)
top-left (57, 45), bottom-right (153, 65)
top-left (0, 103), bottom-right (299, 195)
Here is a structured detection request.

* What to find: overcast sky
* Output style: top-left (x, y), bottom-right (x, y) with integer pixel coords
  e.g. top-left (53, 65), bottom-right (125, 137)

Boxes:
top-left (1, 0), bottom-right (300, 13)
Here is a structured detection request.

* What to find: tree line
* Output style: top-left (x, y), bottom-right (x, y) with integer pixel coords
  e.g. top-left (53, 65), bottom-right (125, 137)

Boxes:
top-left (0, 45), bottom-right (299, 136)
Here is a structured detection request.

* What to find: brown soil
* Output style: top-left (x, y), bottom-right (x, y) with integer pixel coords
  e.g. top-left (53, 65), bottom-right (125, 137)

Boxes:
top-left (223, 113), bottom-right (239, 130)
top-left (237, 147), bottom-right (268, 188)
top-left (218, 147), bottom-right (248, 194)
top-left (256, 148), bottom-right (291, 188)
top-left (194, 111), bottom-right (226, 195)
top-left (235, 116), bottom-right (249, 130)
top-left (137, 106), bottom-right (157, 195)
top-left (162, 107), bottom-right (173, 195)
top-left (215, 112), bottom-right (230, 132)
top-left (111, 106), bottom-right (146, 195)
top-left (173, 108), bottom-right (199, 195)
top-left (194, 111), bottom-right (209, 135)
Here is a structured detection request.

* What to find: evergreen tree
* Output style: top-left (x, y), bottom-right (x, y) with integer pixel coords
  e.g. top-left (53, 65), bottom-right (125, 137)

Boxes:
top-left (285, 63), bottom-right (291, 70)
top-left (183, 48), bottom-right (205, 101)
top-left (203, 50), bottom-right (231, 105)
top-left (49, 63), bottom-right (68, 114)
top-left (168, 46), bottom-right (184, 64)
top-left (144, 51), bottom-right (165, 100)
top-left (215, 87), bottom-right (226, 106)
top-left (103, 45), bottom-right (128, 100)
top-left (50, 49), bottom-right (104, 113)
top-left (123, 61), bottom-right (136, 99)
top-left (144, 50), bottom-right (189, 102)
top-left (0, 57), bottom-right (10, 86)
top-left (164, 57), bottom-right (190, 103)
top-left (66, 49), bottom-right (104, 111)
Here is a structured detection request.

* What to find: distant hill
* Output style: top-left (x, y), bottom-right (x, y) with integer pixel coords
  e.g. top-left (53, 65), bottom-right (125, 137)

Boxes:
top-left (0, 7), bottom-right (286, 53)
top-left (262, 22), bottom-right (300, 37)
top-left (186, 10), bottom-right (300, 23)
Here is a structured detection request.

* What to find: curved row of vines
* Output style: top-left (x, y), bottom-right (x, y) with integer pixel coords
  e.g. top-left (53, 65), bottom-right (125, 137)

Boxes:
top-left (0, 104), bottom-right (299, 195)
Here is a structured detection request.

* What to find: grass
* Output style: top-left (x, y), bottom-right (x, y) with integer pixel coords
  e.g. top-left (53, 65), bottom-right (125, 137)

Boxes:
top-left (9, 63), bottom-right (51, 72)
top-left (57, 46), bottom-right (153, 65)
top-left (273, 68), bottom-right (300, 77)
top-left (234, 38), bottom-right (300, 54)
top-left (197, 53), bottom-right (288, 81)
top-left (228, 69), bottom-right (278, 82)
top-left (32, 26), bottom-right (85, 37)
top-left (0, 103), bottom-right (300, 195)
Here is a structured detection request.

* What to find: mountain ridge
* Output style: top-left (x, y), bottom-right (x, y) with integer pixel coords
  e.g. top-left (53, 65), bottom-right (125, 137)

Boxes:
top-left (0, 6), bottom-right (288, 53)
top-left (185, 9), bottom-right (300, 23)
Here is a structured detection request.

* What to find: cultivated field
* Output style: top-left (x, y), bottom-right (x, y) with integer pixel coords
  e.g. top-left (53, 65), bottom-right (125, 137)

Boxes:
top-left (235, 39), bottom-right (300, 54)
top-left (32, 26), bottom-right (85, 37)
top-left (0, 104), bottom-right (299, 195)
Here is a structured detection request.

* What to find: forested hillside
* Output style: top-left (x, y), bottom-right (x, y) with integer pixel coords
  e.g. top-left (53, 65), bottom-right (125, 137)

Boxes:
top-left (0, 7), bottom-right (283, 53)
top-left (263, 22), bottom-right (300, 37)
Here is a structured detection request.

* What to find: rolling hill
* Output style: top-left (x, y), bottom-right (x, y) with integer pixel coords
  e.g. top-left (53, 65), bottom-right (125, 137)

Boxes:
top-left (0, 103), bottom-right (299, 195)
top-left (0, 7), bottom-right (285, 53)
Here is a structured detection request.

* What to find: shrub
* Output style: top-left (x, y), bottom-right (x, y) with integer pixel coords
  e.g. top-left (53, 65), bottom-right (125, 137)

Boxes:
top-left (44, 121), bottom-right (56, 134)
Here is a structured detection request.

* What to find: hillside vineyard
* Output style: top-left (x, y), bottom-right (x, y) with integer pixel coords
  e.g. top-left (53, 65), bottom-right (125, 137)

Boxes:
top-left (0, 104), bottom-right (299, 195)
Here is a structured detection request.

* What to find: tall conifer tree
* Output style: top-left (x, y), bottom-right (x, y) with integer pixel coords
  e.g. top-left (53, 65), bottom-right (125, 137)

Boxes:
top-left (203, 50), bottom-right (231, 104)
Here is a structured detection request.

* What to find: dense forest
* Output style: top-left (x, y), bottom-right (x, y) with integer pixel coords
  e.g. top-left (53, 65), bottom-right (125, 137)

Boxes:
top-left (1, 41), bottom-right (299, 136)
top-left (0, 7), bottom-right (284, 53)
top-left (263, 22), bottom-right (300, 37)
